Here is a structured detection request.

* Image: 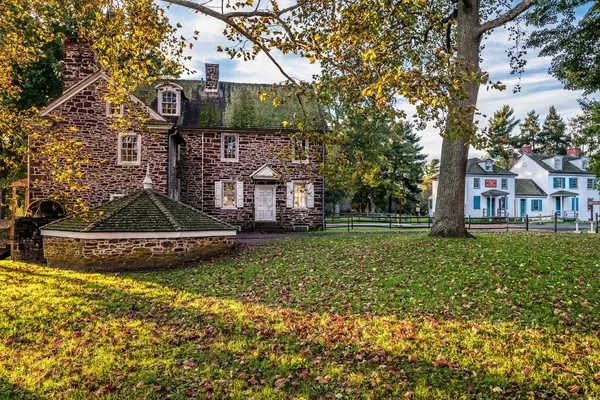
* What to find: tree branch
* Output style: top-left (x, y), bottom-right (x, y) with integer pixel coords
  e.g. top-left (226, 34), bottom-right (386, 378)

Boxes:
top-left (163, 0), bottom-right (303, 84)
top-left (475, 0), bottom-right (536, 36)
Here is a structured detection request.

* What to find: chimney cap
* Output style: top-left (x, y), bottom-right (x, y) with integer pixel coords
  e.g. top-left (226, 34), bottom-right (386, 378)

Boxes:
top-left (521, 144), bottom-right (533, 155)
top-left (143, 165), bottom-right (153, 189)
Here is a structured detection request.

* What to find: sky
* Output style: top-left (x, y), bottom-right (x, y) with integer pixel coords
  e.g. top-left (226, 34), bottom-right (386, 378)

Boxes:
top-left (162, 3), bottom-right (588, 161)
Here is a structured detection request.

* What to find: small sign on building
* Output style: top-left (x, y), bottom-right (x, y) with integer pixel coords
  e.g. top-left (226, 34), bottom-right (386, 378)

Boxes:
top-left (485, 179), bottom-right (497, 188)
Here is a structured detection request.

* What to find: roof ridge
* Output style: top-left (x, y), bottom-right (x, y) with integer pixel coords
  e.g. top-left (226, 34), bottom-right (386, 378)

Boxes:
top-left (150, 190), bottom-right (235, 229)
top-left (147, 190), bottom-right (183, 231)
top-left (82, 191), bottom-right (144, 232)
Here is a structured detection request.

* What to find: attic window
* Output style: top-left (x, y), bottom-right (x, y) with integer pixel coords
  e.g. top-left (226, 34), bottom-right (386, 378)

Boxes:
top-left (106, 102), bottom-right (124, 117)
top-left (554, 157), bottom-right (563, 170)
top-left (582, 157), bottom-right (590, 170)
top-left (485, 160), bottom-right (493, 172)
top-left (156, 83), bottom-right (182, 116)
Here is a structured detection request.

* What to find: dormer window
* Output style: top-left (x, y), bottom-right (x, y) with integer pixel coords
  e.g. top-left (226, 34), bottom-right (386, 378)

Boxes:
top-left (156, 83), bottom-right (183, 116)
top-left (484, 160), bottom-right (493, 172)
top-left (582, 157), bottom-right (590, 170)
top-left (554, 157), bottom-right (563, 170)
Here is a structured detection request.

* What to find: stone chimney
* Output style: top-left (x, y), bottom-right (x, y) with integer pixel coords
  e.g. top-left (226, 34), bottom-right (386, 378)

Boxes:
top-left (62, 37), bottom-right (97, 92)
top-left (205, 63), bottom-right (219, 92)
top-left (566, 147), bottom-right (581, 157)
top-left (521, 144), bottom-right (533, 155)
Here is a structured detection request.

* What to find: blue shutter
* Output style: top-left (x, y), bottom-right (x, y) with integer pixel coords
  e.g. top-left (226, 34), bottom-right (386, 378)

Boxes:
top-left (576, 198), bottom-right (579, 211)
top-left (474, 196), bottom-right (480, 210)
top-left (531, 199), bottom-right (535, 212)
top-left (562, 177), bottom-right (566, 188)
top-left (569, 178), bottom-right (573, 189)
top-left (571, 197), bottom-right (575, 210)
top-left (539, 199), bottom-right (542, 211)
top-left (553, 177), bottom-right (558, 189)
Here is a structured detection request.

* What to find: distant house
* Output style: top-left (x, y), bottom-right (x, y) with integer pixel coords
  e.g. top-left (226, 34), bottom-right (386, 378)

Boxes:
top-left (430, 145), bottom-right (600, 220)
top-left (430, 158), bottom-right (517, 217)
top-left (510, 145), bottom-right (598, 220)
top-left (29, 38), bottom-right (325, 232)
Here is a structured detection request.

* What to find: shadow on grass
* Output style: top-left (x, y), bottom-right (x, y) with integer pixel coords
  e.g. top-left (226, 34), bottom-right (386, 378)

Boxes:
top-left (0, 378), bottom-right (38, 400)
top-left (1, 260), bottom-right (597, 399)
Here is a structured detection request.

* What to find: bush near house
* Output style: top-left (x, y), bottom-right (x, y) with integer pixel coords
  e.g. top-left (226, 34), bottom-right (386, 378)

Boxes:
top-left (1, 233), bottom-right (600, 399)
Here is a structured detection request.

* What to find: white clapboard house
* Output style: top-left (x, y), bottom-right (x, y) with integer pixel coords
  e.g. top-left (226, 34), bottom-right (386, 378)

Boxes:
top-left (430, 146), bottom-right (600, 220)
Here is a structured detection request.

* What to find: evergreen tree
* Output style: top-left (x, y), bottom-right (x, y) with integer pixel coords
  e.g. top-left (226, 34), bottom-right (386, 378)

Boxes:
top-left (538, 106), bottom-right (571, 155)
top-left (515, 110), bottom-right (542, 152)
top-left (485, 105), bottom-right (520, 168)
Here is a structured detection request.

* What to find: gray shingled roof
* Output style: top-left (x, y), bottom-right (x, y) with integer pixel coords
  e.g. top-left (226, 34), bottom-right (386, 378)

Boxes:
top-left (135, 80), bottom-right (324, 130)
top-left (515, 179), bottom-right (547, 197)
top-left (550, 190), bottom-right (579, 197)
top-left (481, 189), bottom-right (510, 196)
top-left (42, 190), bottom-right (233, 232)
top-left (525, 154), bottom-right (593, 175)
top-left (466, 159), bottom-right (517, 176)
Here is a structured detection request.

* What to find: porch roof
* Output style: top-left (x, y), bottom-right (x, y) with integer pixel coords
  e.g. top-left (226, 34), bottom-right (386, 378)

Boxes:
top-left (550, 190), bottom-right (578, 197)
top-left (481, 189), bottom-right (509, 197)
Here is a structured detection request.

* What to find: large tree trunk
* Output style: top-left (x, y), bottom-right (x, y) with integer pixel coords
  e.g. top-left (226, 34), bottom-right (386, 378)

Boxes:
top-left (429, 0), bottom-right (482, 238)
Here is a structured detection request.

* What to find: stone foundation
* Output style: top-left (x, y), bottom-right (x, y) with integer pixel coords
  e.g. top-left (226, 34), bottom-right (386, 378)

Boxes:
top-left (43, 235), bottom-right (234, 271)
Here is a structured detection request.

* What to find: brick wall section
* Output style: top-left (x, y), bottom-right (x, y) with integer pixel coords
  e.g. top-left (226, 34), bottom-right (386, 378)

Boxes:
top-left (43, 235), bottom-right (233, 271)
top-left (12, 218), bottom-right (60, 262)
top-left (178, 130), bottom-right (324, 231)
top-left (30, 78), bottom-right (170, 207)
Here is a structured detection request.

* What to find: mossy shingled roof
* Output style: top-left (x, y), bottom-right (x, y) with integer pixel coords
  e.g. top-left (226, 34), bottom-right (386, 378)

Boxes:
top-left (42, 190), bottom-right (234, 232)
top-left (135, 80), bottom-right (324, 130)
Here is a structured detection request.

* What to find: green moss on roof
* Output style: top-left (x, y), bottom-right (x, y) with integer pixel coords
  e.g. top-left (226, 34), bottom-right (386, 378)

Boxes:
top-left (42, 190), bottom-right (233, 232)
top-left (135, 80), bottom-right (323, 130)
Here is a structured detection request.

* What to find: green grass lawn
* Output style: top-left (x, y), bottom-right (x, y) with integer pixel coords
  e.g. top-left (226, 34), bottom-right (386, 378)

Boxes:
top-left (1, 233), bottom-right (600, 399)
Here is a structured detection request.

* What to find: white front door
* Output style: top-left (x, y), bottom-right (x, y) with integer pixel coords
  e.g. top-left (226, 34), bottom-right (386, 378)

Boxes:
top-left (255, 186), bottom-right (276, 221)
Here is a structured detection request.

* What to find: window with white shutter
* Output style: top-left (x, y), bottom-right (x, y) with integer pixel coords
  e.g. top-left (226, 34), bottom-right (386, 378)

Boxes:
top-left (236, 181), bottom-right (244, 208)
top-left (286, 182), bottom-right (294, 208)
top-left (214, 181), bottom-right (222, 208)
top-left (306, 183), bottom-right (315, 208)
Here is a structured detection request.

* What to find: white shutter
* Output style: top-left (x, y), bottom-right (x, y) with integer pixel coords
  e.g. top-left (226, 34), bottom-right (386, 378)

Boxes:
top-left (306, 183), bottom-right (315, 208)
top-left (236, 181), bottom-right (244, 208)
top-left (286, 182), bottom-right (294, 208)
top-left (215, 181), bottom-right (222, 208)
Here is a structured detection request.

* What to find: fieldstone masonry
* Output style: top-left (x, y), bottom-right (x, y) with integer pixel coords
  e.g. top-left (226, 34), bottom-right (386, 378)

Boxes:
top-left (179, 130), bottom-right (324, 230)
top-left (30, 77), bottom-right (170, 206)
top-left (13, 218), bottom-right (60, 262)
top-left (43, 235), bottom-right (234, 271)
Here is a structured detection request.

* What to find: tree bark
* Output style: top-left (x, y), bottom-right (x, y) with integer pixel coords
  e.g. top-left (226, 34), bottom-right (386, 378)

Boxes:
top-left (429, 0), bottom-right (482, 238)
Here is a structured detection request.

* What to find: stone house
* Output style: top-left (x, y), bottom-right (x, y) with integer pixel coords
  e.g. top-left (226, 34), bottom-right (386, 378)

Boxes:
top-left (29, 38), bottom-right (325, 232)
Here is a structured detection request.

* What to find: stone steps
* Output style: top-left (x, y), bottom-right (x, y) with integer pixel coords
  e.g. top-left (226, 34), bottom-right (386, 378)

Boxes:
top-left (253, 222), bottom-right (287, 233)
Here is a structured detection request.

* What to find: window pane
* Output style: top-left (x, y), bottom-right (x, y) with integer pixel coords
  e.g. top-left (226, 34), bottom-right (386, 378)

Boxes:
top-left (294, 139), bottom-right (308, 160)
top-left (223, 182), bottom-right (236, 207)
top-left (162, 91), bottom-right (177, 114)
top-left (223, 135), bottom-right (237, 159)
top-left (120, 135), bottom-right (138, 163)
top-left (294, 183), bottom-right (306, 208)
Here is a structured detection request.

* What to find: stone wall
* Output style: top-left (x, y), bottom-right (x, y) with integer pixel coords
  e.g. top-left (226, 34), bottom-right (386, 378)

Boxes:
top-left (30, 77), bottom-right (170, 207)
top-left (178, 129), bottom-right (324, 231)
top-left (43, 235), bottom-right (234, 271)
top-left (12, 218), bottom-right (60, 263)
